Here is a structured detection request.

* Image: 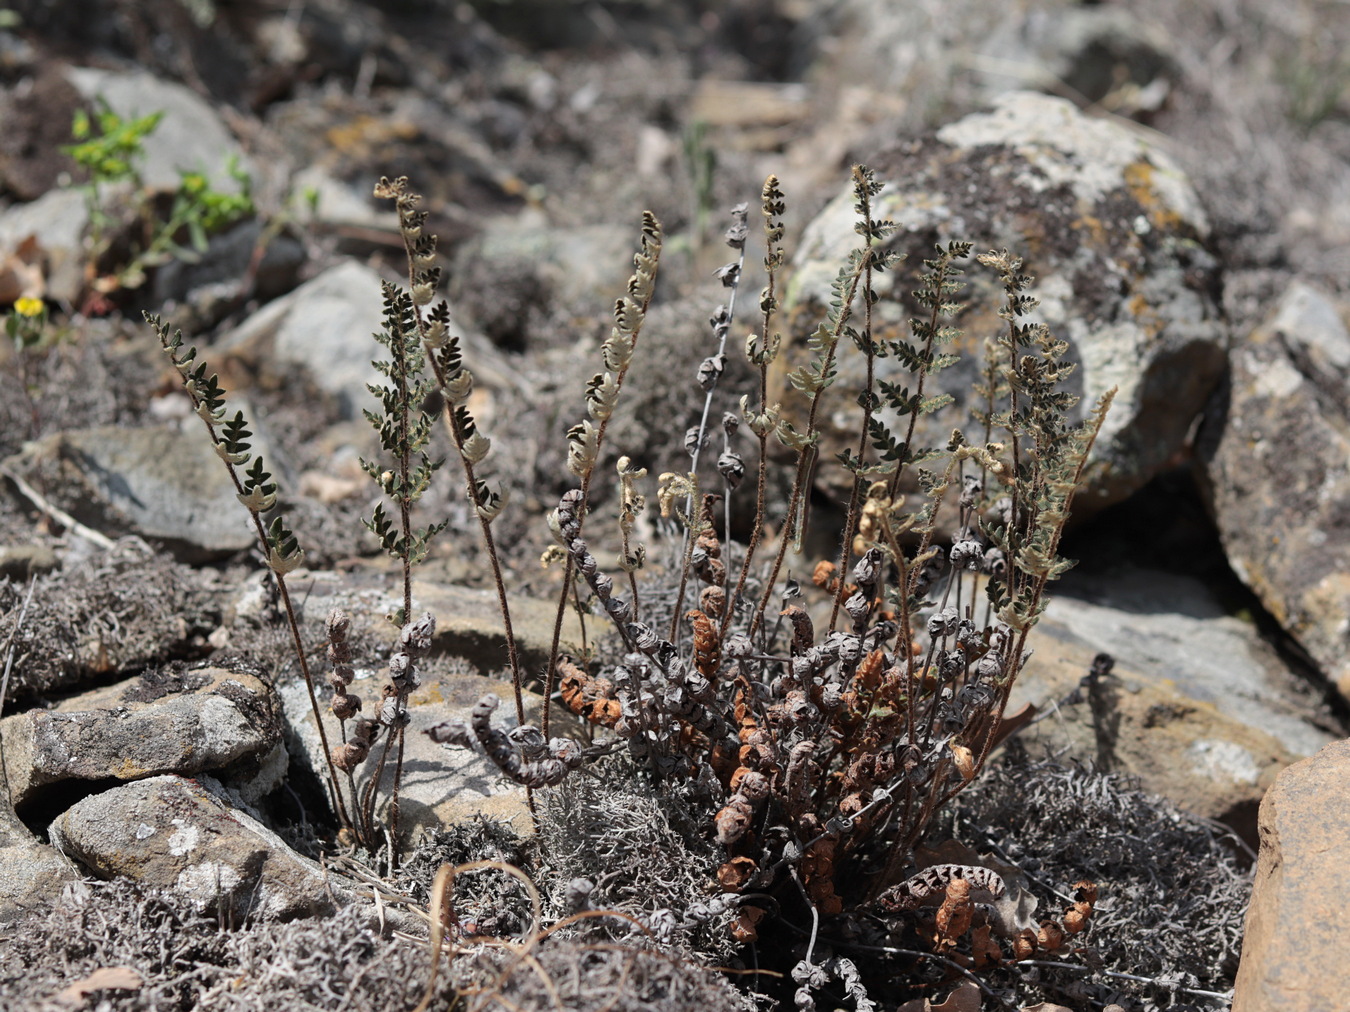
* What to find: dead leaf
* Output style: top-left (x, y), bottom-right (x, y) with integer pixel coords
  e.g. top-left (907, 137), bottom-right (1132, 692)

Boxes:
top-left (932, 981), bottom-right (982, 1012)
top-left (0, 234), bottom-right (46, 302)
top-left (52, 966), bottom-right (143, 1008)
top-left (1021, 1004), bottom-right (1075, 1012)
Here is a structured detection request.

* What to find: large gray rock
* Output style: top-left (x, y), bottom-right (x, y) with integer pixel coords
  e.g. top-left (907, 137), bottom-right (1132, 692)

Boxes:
top-left (217, 259), bottom-right (523, 422)
top-left (1233, 739), bottom-right (1350, 1012)
top-left (798, 0), bottom-right (1175, 122)
top-left (779, 92), bottom-right (1225, 518)
top-left (2, 426), bottom-right (257, 561)
top-left (1010, 567), bottom-right (1337, 826)
top-left (1, 660), bottom-right (285, 809)
top-left (216, 259), bottom-right (388, 420)
top-left (1199, 282), bottom-right (1350, 704)
top-left (49, 775), bottom-right (332, 920)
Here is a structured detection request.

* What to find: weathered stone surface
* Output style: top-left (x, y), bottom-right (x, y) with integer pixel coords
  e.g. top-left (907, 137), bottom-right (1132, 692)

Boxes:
top-left (49, 775), bottom-right (332, 920)
top-left (1232, 739), bottom-right (1350, 1012)
top-left (1199, 281), bottom-right (1350, 703)
top-left (280, 666), bottom-right (544, 842)
top-left (803, 0), bottom-right (1174, 117)
top-left (780, 92), bottom-right (1225, 518)
top-left (1010, 568), bottom-right (1335, 825)
top-left (2, 426), bottom-right (256, 560)
top-left (238, 570), bottom-right (585, 676)
top-left (216, 260), bottom-right (387, 420)
top-left (0, 801), bottom-right (78, 925)
top-left (410, 579), bottom-right (586, 674)
top-left (65, 67), bottom-right (252, 192)
top-left (1, 660), bottom-right (285, 809)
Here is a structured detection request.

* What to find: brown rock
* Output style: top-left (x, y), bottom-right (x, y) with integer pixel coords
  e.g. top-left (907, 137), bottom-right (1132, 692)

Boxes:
top-left (1233, 739), bottom-right (1350, 1012)
top-left (1199, 281), bottom-right (1350, 704)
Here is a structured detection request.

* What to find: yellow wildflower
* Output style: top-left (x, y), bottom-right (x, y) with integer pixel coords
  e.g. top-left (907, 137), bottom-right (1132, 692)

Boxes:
top-left (13, 297), bottom-right (43, 318)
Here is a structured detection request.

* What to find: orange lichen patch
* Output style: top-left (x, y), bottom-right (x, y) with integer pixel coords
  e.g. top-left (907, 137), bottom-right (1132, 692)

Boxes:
top-left (1123, 160), bottom-right (1185, 231)
top-left (1071, 212), bottom-right (1110, 248)
top-left (325, 115), bottom-right (419, 158)
top-left (409, 683), bottom-right (447, 706)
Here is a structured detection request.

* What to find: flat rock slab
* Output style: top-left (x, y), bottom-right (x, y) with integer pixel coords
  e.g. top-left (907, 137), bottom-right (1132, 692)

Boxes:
top-left (281, 666), bottom-right (550, 843)
top-left (3, 426), bottom-right (256, 561)
top-left (1233, 739), bottom-right (1350, 1012)
top-left (49, 775), bottom-right (333, 921)
top-left (260, 570), bottom-right (584, 676)
top-left (2, 660), bottom-right (284, 810)
top-left (1199, 281), bottom-right (1350, 703)
top-left (1011, 568), bottom-right (1336, 825)
top-left (781, 91), bottom-right (1224, 517)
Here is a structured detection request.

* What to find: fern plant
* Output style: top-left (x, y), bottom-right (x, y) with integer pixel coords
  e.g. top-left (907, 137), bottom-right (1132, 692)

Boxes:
top-left (417, 164), bottom-right (1113, 1000)
top-left (149, 161), bottom-right (1110, 1000)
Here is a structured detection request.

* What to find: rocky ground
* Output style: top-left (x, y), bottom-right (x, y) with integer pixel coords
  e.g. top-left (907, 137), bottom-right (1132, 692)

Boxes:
top-left (1, 1), bottom-right (1349, 1010)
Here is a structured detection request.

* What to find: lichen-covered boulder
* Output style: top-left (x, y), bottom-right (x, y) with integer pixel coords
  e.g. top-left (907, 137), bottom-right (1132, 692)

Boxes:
top-left (1198, 281), bottom-right (1350, 702)
top-left (49, 775), bottom-right (332, 921)
top-left (779, 92), bottom-right (1225, 517)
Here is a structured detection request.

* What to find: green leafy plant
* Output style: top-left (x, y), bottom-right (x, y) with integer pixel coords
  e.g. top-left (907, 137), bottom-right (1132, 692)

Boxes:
top-left (65, 99), bottom-right (255, 290)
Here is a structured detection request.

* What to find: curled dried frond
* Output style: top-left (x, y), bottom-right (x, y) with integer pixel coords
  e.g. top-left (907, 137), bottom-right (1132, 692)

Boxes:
top-left (472, 694), bottom-right (581, 788)
top-left (686, 610), bottom-right (721, 679)
top-left (558, 657), bottom-right (621, 728)
top-left (877, 864), bottom-right (1007, 912)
